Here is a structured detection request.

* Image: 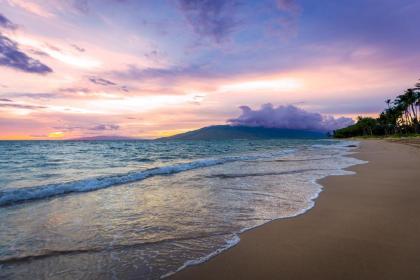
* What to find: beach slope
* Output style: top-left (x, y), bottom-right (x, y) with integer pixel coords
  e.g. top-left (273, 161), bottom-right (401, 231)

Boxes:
top-left (172, 140), bottom-right (420, 280)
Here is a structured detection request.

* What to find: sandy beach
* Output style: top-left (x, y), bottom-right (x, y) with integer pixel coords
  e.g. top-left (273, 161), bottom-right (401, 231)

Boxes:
top-left (172, 140), bottom-right (420, 280)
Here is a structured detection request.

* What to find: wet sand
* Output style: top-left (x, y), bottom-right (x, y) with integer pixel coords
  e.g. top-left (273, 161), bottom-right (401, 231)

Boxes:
top-left (172, 140), bottom-right (420, 280)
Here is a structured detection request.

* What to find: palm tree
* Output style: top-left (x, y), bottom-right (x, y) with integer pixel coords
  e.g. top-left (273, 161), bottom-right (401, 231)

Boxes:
top-left (385, 99), bottom-right (391, 109)
top-left (413, 80), bottom-right (420, 132)
top-left (334, 79), bottom-right (420, 137)
top-left (384, 99), bottom-right (392, 135)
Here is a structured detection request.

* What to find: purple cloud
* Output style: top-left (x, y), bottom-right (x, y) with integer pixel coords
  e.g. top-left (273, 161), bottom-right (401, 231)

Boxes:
top-left (52, 123), bottom-right (120, 132)
top-left (28, 49), bottom-right (49, 57)
top-left (12, 93), bottom-right (57, 99)
top-left (276, 0), bottom-right (300, 14)
top-left (71, 0), bottom-right (128, 13)
top-left (228, 104), bottom-right (354, 132)
top-left (113, 64), bottom-right (207, 81)
top-left (89, 124), bottom-right (120, 131)
top-left (0, 13), bottom-right (17, 30)
top-left (176, 0), bottom-right (238, 42)
top-left (88, 76), bottom-right (116, 86)
top-left (71, 43), bottom-right (85, 52)
top-left (0, 102), bottom-right (46, 110)
top-left (72, 0), bottom-right (90, 13)
top-left (0, 34), bottom-right (52, 74)
top-left (143, 49), bottom-right (166, 63)
top-left (59, 87), bottom-right (92, 93)
top-left (87, 76), bottom-right (129, 92)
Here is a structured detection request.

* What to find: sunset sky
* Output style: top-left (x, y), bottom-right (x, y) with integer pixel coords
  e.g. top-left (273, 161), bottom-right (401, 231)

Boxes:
top-left (0, 0), bottom-right (419, 139)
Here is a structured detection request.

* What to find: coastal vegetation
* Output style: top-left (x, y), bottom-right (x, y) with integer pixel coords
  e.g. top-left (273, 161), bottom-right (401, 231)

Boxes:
top-left (334, 80), bottom-right (420, 138)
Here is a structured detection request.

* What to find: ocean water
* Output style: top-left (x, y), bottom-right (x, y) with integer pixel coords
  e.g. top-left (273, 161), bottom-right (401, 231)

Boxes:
top-left (0, 139), bottom-right (365, 279)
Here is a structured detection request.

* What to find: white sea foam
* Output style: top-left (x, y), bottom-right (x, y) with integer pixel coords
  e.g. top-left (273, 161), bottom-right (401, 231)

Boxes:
top-left (0, 140), bottom-right (367, 280)
top-left (161, 140), bottom-right (366, 278)
top-left (0, 149), bottom-right (295, 206)
top-left (160, 234), bottom-right (241, 279)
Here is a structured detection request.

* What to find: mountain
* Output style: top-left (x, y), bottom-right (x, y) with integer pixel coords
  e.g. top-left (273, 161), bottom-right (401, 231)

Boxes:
top-left (157, 125), bottom-right (326, 140)
top-left (69, 135), bottom-right (140, 141)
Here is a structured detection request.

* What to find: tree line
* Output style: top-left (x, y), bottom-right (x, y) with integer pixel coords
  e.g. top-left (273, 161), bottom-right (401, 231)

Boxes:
top-left (334, 80), bottom-right (420, 138)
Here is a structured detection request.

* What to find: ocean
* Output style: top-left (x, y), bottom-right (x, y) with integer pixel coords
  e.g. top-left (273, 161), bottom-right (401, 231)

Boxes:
top-left (0, 139), bottom-right (365, 279)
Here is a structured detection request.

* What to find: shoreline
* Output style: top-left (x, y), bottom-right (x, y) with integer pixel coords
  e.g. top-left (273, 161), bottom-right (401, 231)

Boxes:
top-left (162, 140), bottom-right (363, 278)
top-left (171, 140), bottom-right (420, 280)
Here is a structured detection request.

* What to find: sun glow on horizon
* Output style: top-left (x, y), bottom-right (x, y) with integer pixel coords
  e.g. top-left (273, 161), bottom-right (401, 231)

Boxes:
top-left (48, 132), bottom-right (64, 138)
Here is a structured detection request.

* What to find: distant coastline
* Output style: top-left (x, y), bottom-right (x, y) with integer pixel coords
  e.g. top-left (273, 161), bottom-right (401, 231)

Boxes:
top-left (157, 125), bottom-right (326, 140)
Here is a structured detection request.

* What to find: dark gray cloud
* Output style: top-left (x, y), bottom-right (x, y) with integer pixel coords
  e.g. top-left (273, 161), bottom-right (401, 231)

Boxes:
top-left (28, 49), bottom-right (49, 57)
top-left (144, 50), bottom-right (158, 60)
top-left (88, 76), bottom-right (116, 86)
top-left (228, 103), bottom-right (354, 132)
top-left (87, 76), bottom-right (129, 92)
top-left (0, 102), bottom-right (46, 110)
top-left (0, 34), bottom-right (53, 74)
top-left (0, 98), bottom-right (12, 102)
top-left (53, 123), bottom-right (120, 132)
top-left (3, 90), bottom-right (96, 100)
top-left (176, 0), bottom-right (239, 42)
top-left (71, 43), bottom-right (85, 52)
top-left (120, 85), bottom-right (129, 92)
top-left (6, 92), bottom-right (57, 99)
top-left (0, 15), bottom-right (51, 73)
top-left (89, 124), bottom-right (120, 131)
top-left (143, 49), bottom-right (166, 63)
top-left (45, 43), bottom-right (61, 52)
top-left (113, 64), bottom-right (207, 81)
top-left (0, 13), bottom-right (17, 30)
top-left (59, 87), bottom-right (92, 93)
top-left (52, 124), bottom-right (83, 132)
